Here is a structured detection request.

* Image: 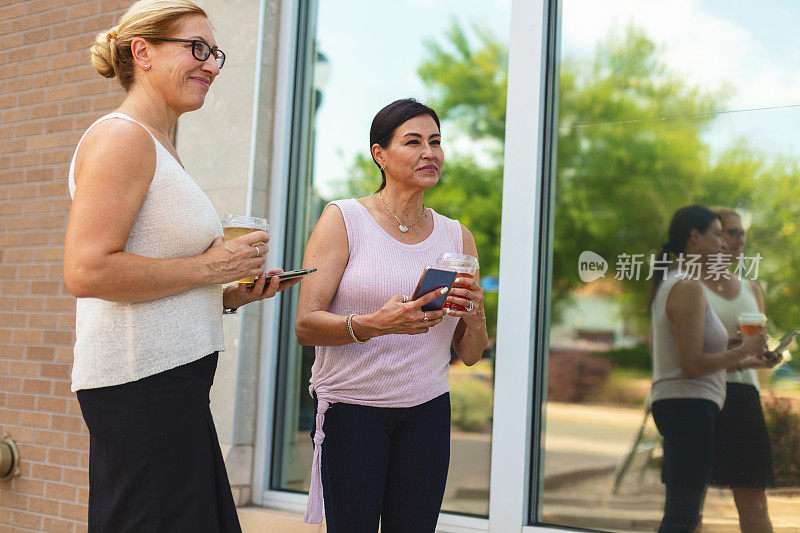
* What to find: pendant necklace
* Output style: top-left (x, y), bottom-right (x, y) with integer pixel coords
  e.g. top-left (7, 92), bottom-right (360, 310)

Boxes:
top-left (377, 191), bottom-right (426, 233)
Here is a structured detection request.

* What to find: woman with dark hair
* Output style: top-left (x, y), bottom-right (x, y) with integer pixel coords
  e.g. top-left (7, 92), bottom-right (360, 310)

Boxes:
top-left (649, 205), bottom-right (768, 532)
top-left (706, 207), bottom-right (778, 532)
top-left (295, 98), bottom-right (489, 531)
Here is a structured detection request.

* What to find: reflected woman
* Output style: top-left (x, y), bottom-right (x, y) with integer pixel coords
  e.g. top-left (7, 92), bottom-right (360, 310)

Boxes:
top-left (648, 205), bottom-right (767, 532)
top-left (295, 98), bottom-right (489, 531)
top-left (706, 207), bottom-right (778, 533)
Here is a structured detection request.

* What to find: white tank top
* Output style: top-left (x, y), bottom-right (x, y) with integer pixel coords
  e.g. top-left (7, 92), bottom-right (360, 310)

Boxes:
top-left (703, 281), bottom-right (760, 388)
top-left (650, 271), bottom-right (728, 409)
top-left (68, 113), bottom-right (225, 391)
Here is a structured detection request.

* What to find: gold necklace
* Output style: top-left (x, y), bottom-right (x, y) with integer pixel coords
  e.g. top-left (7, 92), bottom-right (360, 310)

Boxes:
top-left (377, 191), bottom-right (426, 233)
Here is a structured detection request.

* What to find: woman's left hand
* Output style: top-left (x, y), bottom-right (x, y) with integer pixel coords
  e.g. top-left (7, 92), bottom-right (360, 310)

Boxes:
top-left (222, 268), bottom-right (301, 311)
top-left (444, 275), bottom-right (485, 327)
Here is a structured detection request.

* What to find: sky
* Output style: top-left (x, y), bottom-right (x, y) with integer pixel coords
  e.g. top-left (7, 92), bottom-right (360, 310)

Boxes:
top-left (309, 0), bottom-right (800, 197)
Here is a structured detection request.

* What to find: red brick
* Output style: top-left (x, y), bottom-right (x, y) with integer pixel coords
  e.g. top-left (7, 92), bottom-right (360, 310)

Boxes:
top-left (0, 490), bottom-right (29, 510)
top-left (23, 379), bottom-right (52, 395)
top-left (12, 329), bottom-right (41, 343)
top-left (26, 0), bottom-right (55, 16)
top-left (26, 346), bottom-right (55, 361)
top-left (29, 495), bottom-right (59, 515)
top-left (31, 463), bottom-right (62, 481)
top-left (17, 442), bottom-right (48, 462)
top-left (14, 120), bottom-right (45, 137)
top-left (42, 516), bottom-right (76, 533)
top-left (6, 393), bottom-right (36, 410)
top-left (10, 361), bottom-right (40, 377)
top-left (0, 312), bottom-right (26, 325)
top-left (0, 2), bottom-right (26, 20)
top-left (65, 433), bottom-right (88, 450)
top-left (29, 312), bottom-right (60, 326)
top-left (12, 509), bottom-right (43, 530)
top-left (23, 27), bottom-right (53, 45)
top-left (0, 377), bottom-right (22, 392)
top-left (39, 364), bottom-right (70, 380)
top-left (0, 408), bottom-right (20, 424)
top-left (47, 448), bottom-right (80, 467)
top-left (39, 7), bottom-right (68, 26)
top-left (61, 501), bottom-right (88, 521)
top-left (18, 410), bottom-right (50, 428)
top-left (51, 415), bottom-right (83, 433)
top-left (61, 468), bottom-right (88, 486)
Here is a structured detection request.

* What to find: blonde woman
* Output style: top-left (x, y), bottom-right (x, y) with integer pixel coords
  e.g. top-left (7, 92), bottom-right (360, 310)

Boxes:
top-left (706, 207), bottom-right (778, 533)
top-left (64, 1), bottom-right (296, 530)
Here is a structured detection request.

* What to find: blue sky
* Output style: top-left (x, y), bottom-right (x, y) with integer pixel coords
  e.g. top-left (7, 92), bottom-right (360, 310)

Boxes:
top-left (310, 1), bottom-right (800, 197)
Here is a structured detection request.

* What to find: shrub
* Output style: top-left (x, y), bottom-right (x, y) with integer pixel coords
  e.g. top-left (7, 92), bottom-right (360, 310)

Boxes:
top-left (548, 350), bottom-right (612, 403)
top-left (595, 343), bottom-right (652, 372)
top-left (450, 376), bottom-right (493, 432)
top-left (762, 393), bottom-right (800, 486)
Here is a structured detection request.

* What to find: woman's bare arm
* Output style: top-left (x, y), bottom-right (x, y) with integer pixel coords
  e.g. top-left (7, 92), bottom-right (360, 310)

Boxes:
top-left (64, 119), bottom-right (265, 303)
top-left (449, 226), bottom-right (489, 366)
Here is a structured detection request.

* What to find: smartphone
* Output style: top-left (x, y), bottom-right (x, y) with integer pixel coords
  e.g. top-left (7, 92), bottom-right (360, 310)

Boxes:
top-left (411, 267), bottom-right (457, 311)
top-left (770, 329), bottom-right (799, 356)
top-left (247, 267), bottom-right (317, 287)
top-left (264, 267), bottom-right (317, 282)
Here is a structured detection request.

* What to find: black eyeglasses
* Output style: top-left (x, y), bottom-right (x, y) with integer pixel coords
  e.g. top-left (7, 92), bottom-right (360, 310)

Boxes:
top-left (153, 37), bottom-right (225, 69)
top-left (725, 229), bottom-right (746, 239)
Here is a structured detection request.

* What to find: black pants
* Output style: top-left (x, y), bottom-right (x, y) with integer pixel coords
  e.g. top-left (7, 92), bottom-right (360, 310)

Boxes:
top-left (652, 398), bottom-right (719, 533)
top-left (313, 393), bottom-right (451, 533)
top-left (77, 353), bottom-right (241, 533)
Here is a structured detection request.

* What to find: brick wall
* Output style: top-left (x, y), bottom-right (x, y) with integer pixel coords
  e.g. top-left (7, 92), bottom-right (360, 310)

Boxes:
top-left (0, 1), bottom-right (130, 531)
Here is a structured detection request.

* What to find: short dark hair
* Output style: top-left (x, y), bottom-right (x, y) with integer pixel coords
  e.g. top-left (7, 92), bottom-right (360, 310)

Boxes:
top-left (369, 98), bottom-right (441, 191)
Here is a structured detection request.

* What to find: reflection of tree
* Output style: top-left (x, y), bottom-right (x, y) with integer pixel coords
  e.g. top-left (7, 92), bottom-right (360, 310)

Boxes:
top-left (339, 22), bottom-right (800, 343)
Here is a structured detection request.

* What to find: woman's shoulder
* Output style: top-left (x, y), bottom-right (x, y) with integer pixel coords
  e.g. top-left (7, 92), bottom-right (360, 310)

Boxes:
top-left (78, 116), bottom-right (155, 163)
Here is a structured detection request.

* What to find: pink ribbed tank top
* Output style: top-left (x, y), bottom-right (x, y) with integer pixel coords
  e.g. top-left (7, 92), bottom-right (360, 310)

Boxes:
top-left (304, 198), bottom-right (463, 523)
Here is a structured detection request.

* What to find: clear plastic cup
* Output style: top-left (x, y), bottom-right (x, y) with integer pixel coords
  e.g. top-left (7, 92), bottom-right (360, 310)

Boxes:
top-left (737, 312), bottom-right (766, 335)
top-left (221, 214), bottom-right (269, 284)
top-left (435, 252), bottom-right (479, 311)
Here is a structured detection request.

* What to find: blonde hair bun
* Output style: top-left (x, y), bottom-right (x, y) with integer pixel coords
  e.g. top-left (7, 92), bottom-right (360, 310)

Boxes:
top-left (87, 0), bottom-right (207, 91)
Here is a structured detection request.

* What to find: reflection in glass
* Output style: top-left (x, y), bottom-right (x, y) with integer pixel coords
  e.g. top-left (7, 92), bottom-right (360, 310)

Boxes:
top-left (270, 0), bottom-right (510, 518)
top-left (542, 1), bottom-right (800, 530)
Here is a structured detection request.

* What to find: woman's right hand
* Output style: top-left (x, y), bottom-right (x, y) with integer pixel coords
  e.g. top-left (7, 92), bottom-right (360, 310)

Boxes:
top-left (734, 331), bottom-right (768, 360)
top-left (363, 289), bottom-right (449, 336)
top-left (202, 230), bottom-right (269, 284)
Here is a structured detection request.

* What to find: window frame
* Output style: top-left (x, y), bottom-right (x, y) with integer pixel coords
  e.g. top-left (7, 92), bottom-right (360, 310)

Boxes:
top-left (252, 0), bottom-right (561, 531)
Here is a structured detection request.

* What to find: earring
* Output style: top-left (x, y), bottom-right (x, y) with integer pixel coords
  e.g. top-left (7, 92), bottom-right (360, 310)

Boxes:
top-left (143, 64), bottom-right (150, 70)
top-left (380, 165), bottom-right (385, 172)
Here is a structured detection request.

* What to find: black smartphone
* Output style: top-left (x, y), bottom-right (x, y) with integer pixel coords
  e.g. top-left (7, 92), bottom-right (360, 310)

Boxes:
top-left (264, 267), bottom-right (317, 282)
top-left (411, 267), bottom-right (457, 311)
top-left (247, 267), bottom-right (317, 287)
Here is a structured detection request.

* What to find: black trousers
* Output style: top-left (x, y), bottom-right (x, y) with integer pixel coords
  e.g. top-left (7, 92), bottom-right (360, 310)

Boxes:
top-left (312, 392), bottom-right (451, 533)
top-left (77, 353), bottom-right (241, 533)
top-left (652, 398), bottom-right (719, 533)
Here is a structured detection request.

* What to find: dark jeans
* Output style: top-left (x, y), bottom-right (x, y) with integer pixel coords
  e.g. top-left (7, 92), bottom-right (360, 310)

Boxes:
top-left (652, 398), bottom-right (719, 533)
top-left (312, 392), bottom-right (451, 533)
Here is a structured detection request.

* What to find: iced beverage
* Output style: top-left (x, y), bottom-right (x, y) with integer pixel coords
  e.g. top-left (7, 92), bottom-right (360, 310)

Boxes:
top-left (221, 214), bottom-right (269, 284)
top-left (436, 253), bottom-right (479, 312)
top-left (737, 312), bottom-right (766, 335)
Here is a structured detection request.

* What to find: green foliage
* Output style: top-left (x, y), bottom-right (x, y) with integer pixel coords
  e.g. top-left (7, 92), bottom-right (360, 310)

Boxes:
top-left (450, 376), bottom-right (493, 432)
top-left (596, 344), bottom-right (652, 372)
top-left (338, 21), bottom-right (800, 338)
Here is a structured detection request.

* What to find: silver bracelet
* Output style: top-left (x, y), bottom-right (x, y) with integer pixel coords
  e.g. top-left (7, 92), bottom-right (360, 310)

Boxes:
top-left (346, 313), bottom-right (368, 344)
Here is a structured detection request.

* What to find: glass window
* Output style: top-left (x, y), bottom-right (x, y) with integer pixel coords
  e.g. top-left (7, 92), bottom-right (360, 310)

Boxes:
top-left (270, 0), bottom-right (511, 518)
top-left (537, 1), bottom-right (800, 530)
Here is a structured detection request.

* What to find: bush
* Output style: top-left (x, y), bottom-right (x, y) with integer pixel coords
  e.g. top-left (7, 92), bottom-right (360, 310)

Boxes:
top-left (595, 343), bottom-right (652, 372)
top-left (548, 350), bottom-right (612, 403)
top-left (762, 393), bottom-right (800, 486)
top-left (450, 377), bottom-right (493, 432)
